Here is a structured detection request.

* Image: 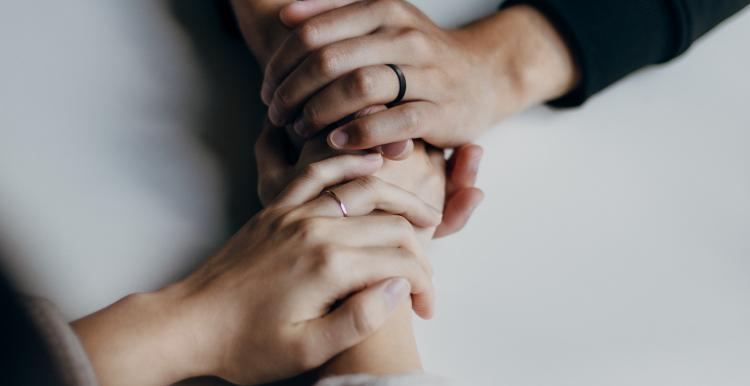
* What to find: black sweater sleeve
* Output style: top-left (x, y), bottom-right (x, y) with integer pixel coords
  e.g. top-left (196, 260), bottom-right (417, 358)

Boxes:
top-left (501, 0), bottom-right (750, 107)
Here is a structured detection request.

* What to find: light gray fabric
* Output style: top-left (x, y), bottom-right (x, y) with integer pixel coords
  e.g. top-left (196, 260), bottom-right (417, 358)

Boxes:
top-left (23, 297), bottom-right (99, 386)
top-left (21, 297), bottom-right (449, 386)
top-left (315, 373), bottom-right (451, 386)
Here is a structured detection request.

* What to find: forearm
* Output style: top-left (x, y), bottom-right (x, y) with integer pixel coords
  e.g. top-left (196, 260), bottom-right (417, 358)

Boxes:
top-left (71, 287), bottom-right (207, 386)
top-left (322, 301), bottom-right (421, 377)
top-left (320, 142), bottom-right (444, 378)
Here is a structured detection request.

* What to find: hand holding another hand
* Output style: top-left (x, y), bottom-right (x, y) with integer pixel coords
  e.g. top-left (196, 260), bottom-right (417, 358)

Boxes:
top-left (260, 0), bottom-right (578, 156)
top-left (75, 153), bottom-right (440, 386)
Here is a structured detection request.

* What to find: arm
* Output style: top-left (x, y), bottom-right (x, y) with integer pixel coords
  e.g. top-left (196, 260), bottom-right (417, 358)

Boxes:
top-left (322, 144), bottom-right (445, 378)
top-left (259, 0), bottom-right (578, 151)
top-left (282, 135), bottom-right (447, 378)
top-left (72, 154), bottom-right (441, 386)
top-left (503, 0), bottom-right (750, 106)
top-left (260, 0), bottom-right (749, 156)
top-left (229, 0), bottom-right (295, 67)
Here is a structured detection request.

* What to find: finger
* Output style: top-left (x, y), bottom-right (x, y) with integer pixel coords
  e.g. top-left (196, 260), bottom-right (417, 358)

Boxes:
top-left (266, 0), bottom-right (420, 103)
top-left (434, 145), bottom-right (483, 238)
top-left (268, 31), bottom-right (432, 126)
top-left (433, 187), bottom-right (484, 238)
top-left (279, 0), bottom-right (360, 27)
top-left (450, 144), bottom-right (483, 188)
top-left (274, 153), bottom-right (383, 207)
top-left (313, 246), bottom-right (434, 318)
top-left (292, 175), bottom-right (442, 228)
top-left (293, 215), bottom-right (430, 276)
top-left (328, 101), bottom-right (440, 151)
top-left (304, 277), bottom-right (410, 364)
top-left (380, 139), bottom-right (413, 160)
top-left (356, 107), bottom-right (415, 160)
top-left (313, 215), bottom-right (422, 248)
top-left (291, 65), bottom-right (438, 137)
top-left (255, 121), bottom-right (296, 205)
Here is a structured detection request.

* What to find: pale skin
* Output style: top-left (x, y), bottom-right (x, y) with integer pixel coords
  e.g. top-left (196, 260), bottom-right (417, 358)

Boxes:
top-left (229, 0), bottom-right (580, 380)
top-left (72, 152), bottom-right (443, 386)
top-left (234, 0), bottom-right (579, 157)
top-left (257, 127), bottom-right (450, 379)
top-left (71, 0), bottom-right (581, 383)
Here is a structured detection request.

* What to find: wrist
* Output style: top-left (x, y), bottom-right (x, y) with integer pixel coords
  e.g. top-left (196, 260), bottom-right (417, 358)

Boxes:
top-left (458, 5), bottom-right (579, 117)
top-left (322, 299), bottom-right (421, 377)
top-left (72, 286), bottom-right (210, 385)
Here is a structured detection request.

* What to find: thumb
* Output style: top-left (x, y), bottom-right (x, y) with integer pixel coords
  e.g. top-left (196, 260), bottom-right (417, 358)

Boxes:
top-left (280, 0), bottom-right (361, 27)
top-left (308, 278), bottom-right (410, 359)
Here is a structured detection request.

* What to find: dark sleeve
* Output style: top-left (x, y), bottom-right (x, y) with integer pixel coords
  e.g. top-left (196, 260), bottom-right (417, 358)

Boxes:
top-left (500, 0), bottom-right (750, 107)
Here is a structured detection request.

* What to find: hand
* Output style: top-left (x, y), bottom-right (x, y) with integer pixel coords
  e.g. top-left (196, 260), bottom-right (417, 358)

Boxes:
top-left (74, 153), bottom-right (440, 386)
top-left (255, 120), bottom-right (483, 237)
top-left (230, 0), bottom-right (292, 68)
top-left (261, 0), bottom-right (579, 155)
top-left (230, 0), bottom-right (354, 67)
top-left (435, 144), bottom-right (484, 238)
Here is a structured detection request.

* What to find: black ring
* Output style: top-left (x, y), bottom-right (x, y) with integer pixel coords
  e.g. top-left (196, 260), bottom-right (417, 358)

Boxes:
top-left (385, 64), bottom-right (406, 108)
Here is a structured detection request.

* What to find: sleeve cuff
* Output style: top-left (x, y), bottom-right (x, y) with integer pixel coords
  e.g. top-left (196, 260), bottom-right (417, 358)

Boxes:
top-left (501, 0), bottom-right (684, 107)
top-left (23, 297), bottom-right (98, 386)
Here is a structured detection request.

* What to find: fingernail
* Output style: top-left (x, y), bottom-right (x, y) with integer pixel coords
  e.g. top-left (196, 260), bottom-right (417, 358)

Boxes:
top-left (293, 118), bottom-right (307, 137)
top-left (268, 103), bottom-right (282, 126)
top-left (381, 141), bottom-right (408, 159)
top-left (364, 152), bottom-right (382, 162)
top-left (329, 130), bottom-right (349, 149)
top-left (261, 83), bottom-right (272, 105)
top-left (383, 278), bottom-right (410, 311)
top-left (469, 196), bottom-right (484, 215)
top-left (471, 153), bottom-right (483, 174)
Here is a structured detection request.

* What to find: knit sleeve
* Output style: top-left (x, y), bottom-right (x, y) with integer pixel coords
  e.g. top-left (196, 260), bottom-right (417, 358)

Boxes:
top-left (500, 0), bottom-right (750, 107)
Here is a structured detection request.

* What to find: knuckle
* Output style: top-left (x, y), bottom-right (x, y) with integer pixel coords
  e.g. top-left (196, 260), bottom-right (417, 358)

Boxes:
top-left (354, 175), bottom-right (382, 193)
top-left (400, 28), bottom-right (430, 54)
top-left (313, 48), bottom-right (341, 78)
top-left (263, 208), bottom-right (292, 233)
top-left (301, 162), bottom-right (323, 180)
top-left (274, 87), bottom-right (294, 110)
top-left (301, 163), bottom-right (319, 178)
top-left (348, 120), bottom-right (377, 145)
top-left (295, 218), bottom-right (325, 243)
top-left (400, 105), bottom-right (422, 133)
top-left (377, 0), bottom-right (405, 13)
top-left (297, 22), bottom-right (320, 50)
top-left (311, 245), bottom-right (340, 275)
top-left (303, 103), bottom-right (324, 127)
top-left (391, 215), bottom-right (413, 232)
top-left (348, 68), bottom-right (377, 98)
top-left (350, 300), bottom-right (378, 336)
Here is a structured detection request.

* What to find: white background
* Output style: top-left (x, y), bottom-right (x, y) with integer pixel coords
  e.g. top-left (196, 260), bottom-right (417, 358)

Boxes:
top-left (1, 1), bottom-right (749, 385)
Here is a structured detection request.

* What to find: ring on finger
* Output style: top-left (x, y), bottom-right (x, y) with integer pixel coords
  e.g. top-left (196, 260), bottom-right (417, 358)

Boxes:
top-left (385, 63), bottom-right (407, 108)
top-left (323, 189), bottom-right (349, 217)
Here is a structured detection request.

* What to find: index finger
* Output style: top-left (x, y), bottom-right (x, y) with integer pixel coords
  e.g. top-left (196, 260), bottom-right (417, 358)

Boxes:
top-left (263, 0), bottom-right (410, 104)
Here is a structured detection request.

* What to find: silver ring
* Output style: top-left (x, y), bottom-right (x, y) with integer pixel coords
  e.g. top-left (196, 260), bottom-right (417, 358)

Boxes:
top-left (323, 190), bottom-right (348, 217)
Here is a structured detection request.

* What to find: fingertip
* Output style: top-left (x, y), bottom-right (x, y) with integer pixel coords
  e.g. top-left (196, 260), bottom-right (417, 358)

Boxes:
top-left (432, 187), bottom-right (484, 238)
top-left (412, 293), bottom-right (435, 320)
top-left (328, 129), bottom-right (349, 149)
top-left (279, 2), bottom-right (309, 27)
top-left (381, 140), bottom-right (413, 160)
top-left (362, 152), bottom-right (384, 169)
top-left (383, 277), bottom-right (411, 312)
